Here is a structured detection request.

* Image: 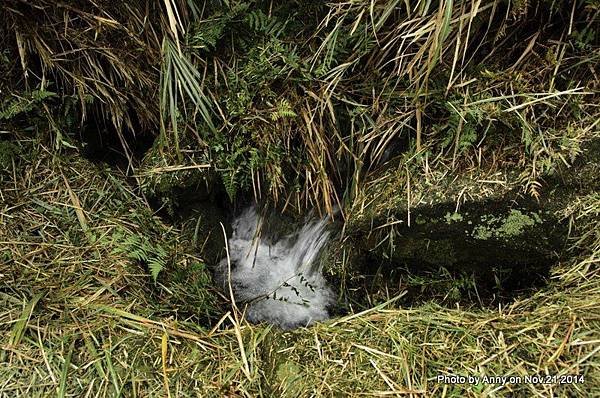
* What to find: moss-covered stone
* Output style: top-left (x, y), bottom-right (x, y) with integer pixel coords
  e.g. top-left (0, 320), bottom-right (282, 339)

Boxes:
top-left (394, 238), bottom-right (457, 267)
top-left (343, 139), bottom-right (600, 307)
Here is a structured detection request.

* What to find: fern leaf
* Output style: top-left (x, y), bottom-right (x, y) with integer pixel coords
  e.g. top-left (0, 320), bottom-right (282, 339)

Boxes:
top-left (148, 258), bottom-right (165, 282)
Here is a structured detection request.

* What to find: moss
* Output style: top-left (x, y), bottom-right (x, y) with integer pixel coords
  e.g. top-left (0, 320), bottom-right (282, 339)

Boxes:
top-left (395, 238), bottom-right (457, 266)
top-left (444, 212), bottom-right (463, 224)
top-left (415, 215), bottom-right (427, 225)
top-left (274, 361), bottom-right (304, 396)
top-left (499, 210), bottom-right (538, 237)
top-left (473, 225), bottom-right (493, 240)
top-left (472, 209), bottom-right (541, 240)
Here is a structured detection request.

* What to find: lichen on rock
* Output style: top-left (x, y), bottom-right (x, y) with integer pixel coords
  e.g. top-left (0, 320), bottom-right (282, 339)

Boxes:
top-left (472, 209), bottom-right (542, 241)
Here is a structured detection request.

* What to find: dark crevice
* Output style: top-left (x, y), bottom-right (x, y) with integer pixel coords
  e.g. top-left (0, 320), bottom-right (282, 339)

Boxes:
top-left (78, 107), bottom-right (155, 168)
top-left (344, 197), bottom-right (570, 310)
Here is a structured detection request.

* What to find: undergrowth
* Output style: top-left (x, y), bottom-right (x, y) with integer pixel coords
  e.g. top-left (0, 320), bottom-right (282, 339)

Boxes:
top-left (2, 1), bottom-right (598, 216)
top-left (0, 135), bottom-right (598, 396)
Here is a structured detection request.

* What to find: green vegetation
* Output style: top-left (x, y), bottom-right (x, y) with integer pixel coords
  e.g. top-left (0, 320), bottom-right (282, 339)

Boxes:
top-left (0, 0), bottom-right (599, 396)
top-left (2, 0), bottom-right (597, 211)
top-left (472, 209), bottom-right (542, 240)
top-left (445, 212), bottom-right (464, 224)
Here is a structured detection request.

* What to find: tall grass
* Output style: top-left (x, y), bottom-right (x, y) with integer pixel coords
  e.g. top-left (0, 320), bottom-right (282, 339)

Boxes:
top-left (148, 0), bottom-right (598, 215)
top-left (1, 0), bottom-right (598, 214)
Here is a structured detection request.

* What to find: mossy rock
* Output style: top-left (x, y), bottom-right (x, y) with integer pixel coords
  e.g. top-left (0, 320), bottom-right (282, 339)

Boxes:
top-left (339, 140), bottom-right (600, 306)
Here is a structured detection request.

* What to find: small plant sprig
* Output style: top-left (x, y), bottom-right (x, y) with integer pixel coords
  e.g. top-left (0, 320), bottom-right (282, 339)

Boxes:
top-left (0, 89), bottom-right (56, 120)
top-left (112, 230), bottom-right (169, 282)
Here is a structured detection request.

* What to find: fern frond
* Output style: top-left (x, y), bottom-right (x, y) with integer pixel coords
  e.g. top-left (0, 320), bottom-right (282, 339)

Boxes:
top-left (148, 257), bottom-right (166, 282)
top-left (0, 90), bottom-right (56, 120)
top-left (270, 99), bottom-right (297, 121)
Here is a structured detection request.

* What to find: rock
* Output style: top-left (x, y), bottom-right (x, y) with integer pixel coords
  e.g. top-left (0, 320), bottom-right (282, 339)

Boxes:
top-left (341, 139), bottom-right (600, 305)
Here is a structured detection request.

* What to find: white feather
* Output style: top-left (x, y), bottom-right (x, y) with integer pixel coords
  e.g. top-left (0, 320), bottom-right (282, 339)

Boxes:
top-left (216, 207), bottom-right (335, 329)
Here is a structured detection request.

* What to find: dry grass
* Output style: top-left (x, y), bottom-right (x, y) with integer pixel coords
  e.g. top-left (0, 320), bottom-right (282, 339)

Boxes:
top-left (1, 136), bottom-right (599, 397)
top-left (4, 1), bottom-right (598, 215)
top-left (0, 0), bottom-right (169, 141)
top-left (1, 1), bottom-right (599, 396)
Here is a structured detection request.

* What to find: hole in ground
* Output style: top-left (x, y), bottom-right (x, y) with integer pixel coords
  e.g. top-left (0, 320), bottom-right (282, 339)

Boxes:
top-left (78, 106), bottom-right (155, 168)
top-left (350, 253), bottom-right (553, 309)
top-left (145, 194), bottom-right (571, 328)
top-left (142, 179), bottom-right (239, 327)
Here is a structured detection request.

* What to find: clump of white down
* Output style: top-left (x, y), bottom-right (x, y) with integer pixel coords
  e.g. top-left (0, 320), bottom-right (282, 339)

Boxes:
top-left (216, 208), bottom-right (335, 329)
